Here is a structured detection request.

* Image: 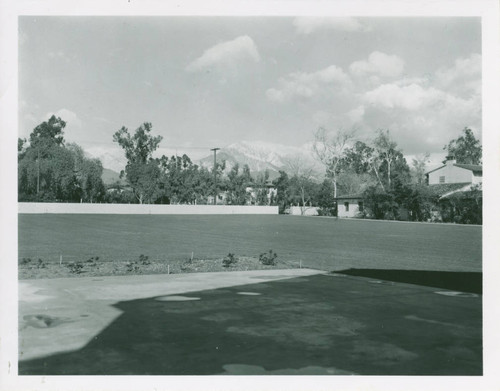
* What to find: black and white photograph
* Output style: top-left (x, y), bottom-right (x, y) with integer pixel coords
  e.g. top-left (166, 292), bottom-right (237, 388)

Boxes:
top-left (1, 0), bottom-right (499, 390)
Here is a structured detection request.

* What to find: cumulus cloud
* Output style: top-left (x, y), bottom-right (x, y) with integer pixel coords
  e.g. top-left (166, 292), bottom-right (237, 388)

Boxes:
top-left (293, 17), bottom-right (368, 34)
top-left (435, 53), bottom-right (481, 95)
top-left (45, 108), bottom-right (82, 128)
top-left (265, 49), bottom-right (480, 156)
top-left (347, 105), bottom-right (365, 123)
top-left (312, 110), bottom-right (335, 126)
top-left (186, 35), bottom-right (260, 72)
top-left (350, 51), bottom-right (405, 79)
top-left (359, 81), bottom-right (481, 154)
top-left (266, 65), bottom-right (351, 103)
top-left (363, 83), bottom-right (443, 111)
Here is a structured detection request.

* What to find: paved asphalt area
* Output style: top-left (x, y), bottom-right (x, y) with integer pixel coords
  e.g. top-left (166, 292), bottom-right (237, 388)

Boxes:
top-left (19, 269), bottom-right (482, 376)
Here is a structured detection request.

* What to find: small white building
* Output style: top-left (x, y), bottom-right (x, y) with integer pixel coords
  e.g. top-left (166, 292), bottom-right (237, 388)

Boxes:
top-left (336, 194), bottom-right (364, 218)
top-left (426, 156), bottom-right (482, 185)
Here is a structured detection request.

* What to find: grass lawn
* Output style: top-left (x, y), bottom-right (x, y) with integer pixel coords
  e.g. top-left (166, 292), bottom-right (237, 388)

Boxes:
top-left (18, 214), bottom-right (481, 273)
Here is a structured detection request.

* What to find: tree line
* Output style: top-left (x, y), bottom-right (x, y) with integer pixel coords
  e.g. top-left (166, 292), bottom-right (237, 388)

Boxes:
top-left (17, 118), bottom-right (279, 206)
top-left (305, 126), bottom-right (482, 224)
top-left (18, 116), bottom-right (482, 224)
top-left (18, 116), bottom-right (105, 203)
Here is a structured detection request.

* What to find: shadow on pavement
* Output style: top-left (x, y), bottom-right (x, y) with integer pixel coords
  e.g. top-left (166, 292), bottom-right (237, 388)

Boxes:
top-left (19, 274), bottom-right (482, 376)
top-left (334, 269), bottom-right (482, 294)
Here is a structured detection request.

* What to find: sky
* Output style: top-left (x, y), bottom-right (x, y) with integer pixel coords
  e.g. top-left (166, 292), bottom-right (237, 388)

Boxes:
top-left (18, 16), bottom-right (482, 170)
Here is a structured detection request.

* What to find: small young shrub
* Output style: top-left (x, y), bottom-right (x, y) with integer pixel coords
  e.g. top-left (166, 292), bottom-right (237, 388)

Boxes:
top-left (126, 261), bottom-right (140, 273)
top-left (35, 258), bottom-right (47, 269)
top-left (66, 261), bottom-right (84, 274)
top-left (259, 250), bottom-right (277, 266)
top-left (84, 256), bottom-right (101, 270)
top-left (317, 207), bottom-right (336, 217)
top-left (139, 254), bottom-right (150, 265)
top-left (124, 255), bottom-right (151, 273)
top-left (20, 257), bottom-right (32, 267)
top-left (222, 253), bottom-right (237, 268)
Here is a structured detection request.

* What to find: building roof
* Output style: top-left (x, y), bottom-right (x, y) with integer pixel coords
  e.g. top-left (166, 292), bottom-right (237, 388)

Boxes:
top-left (440, 183), bottom-right (482, 199)
top-left (427, 183), bottom-right (471, 197)
top-left (425, 163), bottom-right (482, 175)
top-left (454, 163), bottom-right (482, 173)
top-left (425, 165), bottom-right (445, 175)
top-left (335, 193), bottom-right (364, 200)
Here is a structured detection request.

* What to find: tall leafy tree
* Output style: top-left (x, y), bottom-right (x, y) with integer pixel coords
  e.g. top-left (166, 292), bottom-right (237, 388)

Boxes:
top-left (113, 122), bottom-right (162, 164)
top-left (161, 154), bottom-right (211, 204)
top-left (189, 166), bottom-right (213, 205)
top-left (18, 138), bottom-right (27, 158)
top-left (373, 129), bottom-right (400, 190)
top-left (113, 122), bottom-right (164, 204)
top-left (254, 170), bottom-right (271, 205)
top-left (225, 163), bottom-right (252, 205)
top-left (18, 116), bottom-right (85, 201)
top-left (363, 186), bottom-right (399, 220)
top-left (445, 127), bottom-right (482, 164)
top-left (29, 115), bottom-right (66, 150)
top-left (379, 149), bottom-right (411, 190)
top-left (316, 179), bottom-right (337, 215)
top-left (338, 140), bottom-right (380, 194)
top-left (67, 143), bottom-right (105, 203)
top-left (339, 141), bottom-right (374, 175)
top-left (126, 161), bottom-right (163, 204)
top-left (272, 170), bottom-right (291, 213)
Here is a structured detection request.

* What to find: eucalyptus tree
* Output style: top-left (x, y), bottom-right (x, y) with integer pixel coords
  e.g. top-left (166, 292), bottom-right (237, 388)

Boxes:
top-left (445, 127), bottom-right (482, 165)
top-left (113, 122), bottom-right (164, 204)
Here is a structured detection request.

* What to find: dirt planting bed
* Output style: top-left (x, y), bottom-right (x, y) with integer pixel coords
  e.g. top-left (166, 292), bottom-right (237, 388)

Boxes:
top-left (18, 255), bottom-right (296, 280)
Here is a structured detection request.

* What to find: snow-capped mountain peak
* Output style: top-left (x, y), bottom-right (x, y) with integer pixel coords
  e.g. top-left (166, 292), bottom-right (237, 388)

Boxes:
top-left (198, 140), bottom-right (323, 179)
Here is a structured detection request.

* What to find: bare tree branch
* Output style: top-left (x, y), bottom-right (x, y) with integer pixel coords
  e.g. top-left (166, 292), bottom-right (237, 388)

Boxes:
top-left (312, 127), bottom-right (356, 199)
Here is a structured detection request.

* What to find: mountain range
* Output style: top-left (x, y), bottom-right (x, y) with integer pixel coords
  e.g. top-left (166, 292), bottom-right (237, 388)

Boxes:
top-left (198, 141), bottom-right (323, 180)
top-left (99, 141), bottom-right (324, 185)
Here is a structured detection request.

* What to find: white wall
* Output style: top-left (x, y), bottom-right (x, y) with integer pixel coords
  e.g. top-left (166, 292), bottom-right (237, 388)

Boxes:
top-left (18, 203), bottom-right (278, 215)
top-left (472, 172), bottom-right (482, 184)
top-left (337, 199), bottom-right (363, 218)
top-left (428, 165), bottom-right (474, 185)
top-left (289, 206), bottom-right (319, 216)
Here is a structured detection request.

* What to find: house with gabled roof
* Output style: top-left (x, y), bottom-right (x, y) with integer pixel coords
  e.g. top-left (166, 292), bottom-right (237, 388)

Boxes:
top-left (425, 155), bottom-right (482, 199)
top-left (426, 155), bottom-right (482, 186)
top-left (424, 155), bottom-right (482, 223)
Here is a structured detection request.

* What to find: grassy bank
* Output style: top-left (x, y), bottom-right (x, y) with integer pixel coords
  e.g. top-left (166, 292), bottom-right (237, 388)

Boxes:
top-left (19, 214), bottom-right (482, 276)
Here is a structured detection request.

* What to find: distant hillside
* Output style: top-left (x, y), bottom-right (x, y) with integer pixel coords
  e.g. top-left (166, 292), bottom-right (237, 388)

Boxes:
top-left (198, 150), bottom-right (283, 179)
top-left (197, 141), bottom-right (324, 180)
top-left (97, 140), bottom-right (325, 184)
top-left (102, 168), bottom-right (126, 186)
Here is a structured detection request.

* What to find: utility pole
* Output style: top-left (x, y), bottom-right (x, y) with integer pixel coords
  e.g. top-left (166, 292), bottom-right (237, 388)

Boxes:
top-left (211, 147), bottom-right (220, 205)
top-left (37, 148), bottom-right (40, 195)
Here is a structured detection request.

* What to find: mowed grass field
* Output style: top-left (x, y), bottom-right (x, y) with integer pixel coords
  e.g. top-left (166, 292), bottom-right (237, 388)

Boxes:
top-left (18, 214), bottom-right (482, 272)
